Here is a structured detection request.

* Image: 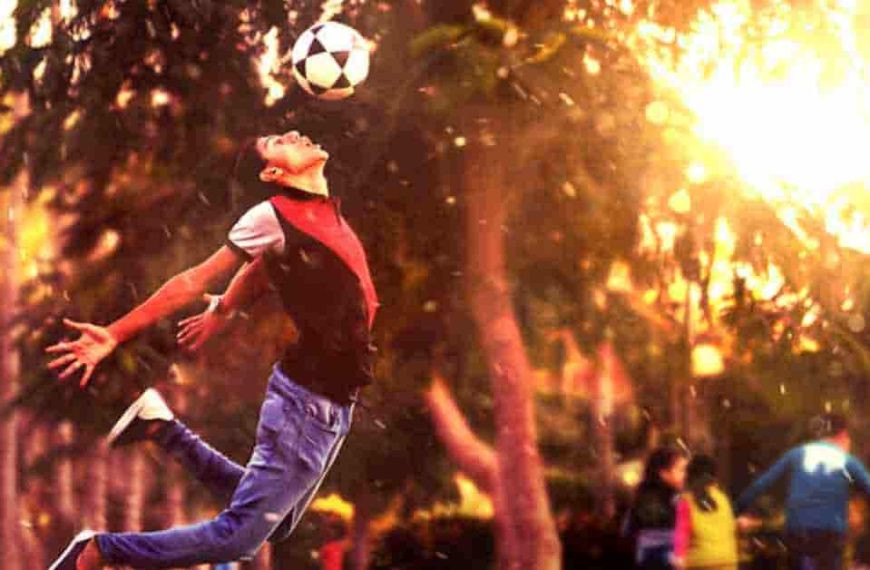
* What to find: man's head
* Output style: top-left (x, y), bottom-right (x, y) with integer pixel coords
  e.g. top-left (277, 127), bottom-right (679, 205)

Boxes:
top-left (255, 130), bottom-right (329, 180)
top-left (811, 413), bottom-right (851, 451)
top-left (231, 130), bottom-right (329, 207)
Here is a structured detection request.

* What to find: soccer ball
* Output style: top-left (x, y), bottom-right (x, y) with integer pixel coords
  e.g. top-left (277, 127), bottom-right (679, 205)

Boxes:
top-left (291, 22), bottom-right (370, 101)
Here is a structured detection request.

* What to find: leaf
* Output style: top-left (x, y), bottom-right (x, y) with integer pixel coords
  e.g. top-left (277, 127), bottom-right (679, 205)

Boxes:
top-left (525, 32), bottom-right (567, 64)
top-left (410, 24), bottom-right (470, 59)
top-left (473, 16), bottom-right (514, 45)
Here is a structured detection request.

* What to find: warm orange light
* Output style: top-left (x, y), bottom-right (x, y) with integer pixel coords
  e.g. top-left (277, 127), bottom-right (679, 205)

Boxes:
top-left (692, 343), bottom-right (725, 377)
top-left (633, 0), bottom-right (870, 254)
top-left (413, 474), bottom-right (494, 521)
top-left (310, 493), bottom-right (354, 520)
top-left (606, 261), bottom-right (633, 293)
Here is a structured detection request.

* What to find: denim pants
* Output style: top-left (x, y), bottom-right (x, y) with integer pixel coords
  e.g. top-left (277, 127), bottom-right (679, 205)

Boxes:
top-left (96, 365), bottom-right (354, 568)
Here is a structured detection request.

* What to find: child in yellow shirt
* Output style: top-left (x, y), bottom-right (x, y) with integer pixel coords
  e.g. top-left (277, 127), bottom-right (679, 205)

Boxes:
top-left (672, 455), bottom-right (738, 570)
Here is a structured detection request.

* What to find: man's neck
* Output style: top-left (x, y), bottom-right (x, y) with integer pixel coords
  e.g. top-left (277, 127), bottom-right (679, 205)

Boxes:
top-left (281, 164), bottom-right (329, 197)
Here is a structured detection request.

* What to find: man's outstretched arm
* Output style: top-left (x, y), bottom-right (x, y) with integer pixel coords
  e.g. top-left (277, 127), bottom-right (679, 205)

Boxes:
top-left (46, 245), bottom-right (244, 386)
top-left (847, 456), bottom-right (870, 497)
top-left (736, 448), bottom-right (797, 512)
top-left (176, 256), bottom-right (272, 352)
top-left (108, 246), bottom-right (243, 343)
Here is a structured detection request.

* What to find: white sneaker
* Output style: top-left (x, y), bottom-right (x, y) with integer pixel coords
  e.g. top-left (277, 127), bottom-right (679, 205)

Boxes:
top-left (48, 529), bottom-right (96, 570)
top-left (107, 388), bottom-right (174, 447)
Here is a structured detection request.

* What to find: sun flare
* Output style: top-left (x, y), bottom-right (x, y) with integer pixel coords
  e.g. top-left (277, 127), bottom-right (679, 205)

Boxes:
top-left (633, 0), bottom-right (870, 254)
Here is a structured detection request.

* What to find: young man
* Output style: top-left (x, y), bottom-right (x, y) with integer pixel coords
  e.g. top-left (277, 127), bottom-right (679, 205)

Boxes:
top-left (46, 130), bottom-right (379, 569)
top-left (736, 413), bottom-right (870, 570)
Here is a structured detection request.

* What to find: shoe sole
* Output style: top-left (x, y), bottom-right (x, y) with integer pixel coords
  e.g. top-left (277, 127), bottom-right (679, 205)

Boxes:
top-left (48, 530), bottom-right (96, 570)
top-left (107, 391), bottom-right (158, 446)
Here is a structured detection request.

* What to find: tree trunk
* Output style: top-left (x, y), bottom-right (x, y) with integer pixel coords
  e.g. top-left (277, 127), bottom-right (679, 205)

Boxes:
top-left (20, 418), bottom-right (47, 567)
top-left (594, 344), bottom-right (618, 520)
top-left (425, 376), bottom-right (520, 569)
top-left (165, 457), bottom-right (185, 527)
top-left (684, 281), bottom-right (711, 451)
top-left (82, 441), bottom-right (108, 531)
top-left (463, 141), bottom-right (562, 569)
top-left (350, 492), bottom-right (372, 570)
top-left (165, 389), bottom-right (186, 529)
top-left (19, 518), bottom-right (46, 570)
top-left (55, 421), bottom-right (77, 527)
top-left (0, 93), bottom-right (28, 570)
top-left (123, 448), bottom-right (146, 532)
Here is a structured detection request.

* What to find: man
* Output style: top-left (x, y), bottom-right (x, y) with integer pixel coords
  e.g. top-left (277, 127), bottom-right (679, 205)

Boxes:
top-left (46, 130), bottom-right (379, 568)
top-left (736, 413), bottom-right (870, 570)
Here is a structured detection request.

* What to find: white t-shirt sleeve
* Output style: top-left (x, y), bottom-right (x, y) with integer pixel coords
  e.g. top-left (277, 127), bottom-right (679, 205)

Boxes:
top-left (226, 201), bottom-right (285, 259)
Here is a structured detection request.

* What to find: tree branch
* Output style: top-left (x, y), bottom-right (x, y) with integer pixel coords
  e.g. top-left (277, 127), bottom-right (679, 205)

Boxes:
top-left (424, 374), bottom-right (497, 492)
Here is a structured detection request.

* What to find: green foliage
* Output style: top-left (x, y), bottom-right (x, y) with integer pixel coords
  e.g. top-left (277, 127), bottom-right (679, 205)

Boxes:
top-left (409, 24), bottom-right (468, 59)
top-left (370, 515), bottom-right (495, 569)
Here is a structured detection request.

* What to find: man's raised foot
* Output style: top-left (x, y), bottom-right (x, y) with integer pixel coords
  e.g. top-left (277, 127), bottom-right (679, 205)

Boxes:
top-left (107, 388), bottom-right (174, 447)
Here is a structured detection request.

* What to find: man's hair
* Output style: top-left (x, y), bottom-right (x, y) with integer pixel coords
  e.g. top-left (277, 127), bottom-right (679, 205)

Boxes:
top-left (229, 139), bottom-right (282, 214)
top-left (810, 413), bottom-right (849, 439)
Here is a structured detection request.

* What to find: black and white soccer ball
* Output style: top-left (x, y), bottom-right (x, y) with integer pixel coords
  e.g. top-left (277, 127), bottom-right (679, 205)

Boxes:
top-left (291, 22), bottom-right (370, 101)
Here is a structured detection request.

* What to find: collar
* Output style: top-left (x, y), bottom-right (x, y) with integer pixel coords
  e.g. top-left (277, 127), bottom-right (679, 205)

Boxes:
top-left (279, 188), bottom-right (342, 219)
top-left (287, 182), bottom-right (329, 198)
top-left (282, 186), bottom-right (323, 201)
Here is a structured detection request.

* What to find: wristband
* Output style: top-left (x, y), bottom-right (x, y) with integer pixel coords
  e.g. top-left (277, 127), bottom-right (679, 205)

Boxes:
top-left (207, 295), bottom-right (228, 316)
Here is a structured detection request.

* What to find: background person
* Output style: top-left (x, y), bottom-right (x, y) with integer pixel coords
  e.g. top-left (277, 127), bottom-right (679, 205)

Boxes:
top-left (672, 454), bottom-right (739, 570)
top-left (625, 446), bottom-right (689, 569)
top-left (736, 413), bottom-right (870, 570)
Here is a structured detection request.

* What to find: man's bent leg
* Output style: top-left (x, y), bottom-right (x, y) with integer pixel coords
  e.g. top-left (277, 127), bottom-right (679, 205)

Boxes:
top-left (96, 433), bottom-right (329, 566)
top-left (94, 372), bottom-right (343, 567)
top-left (269, 402), bottom-right (353, 543)
top-left (155, 419), bottom-right (244, 502)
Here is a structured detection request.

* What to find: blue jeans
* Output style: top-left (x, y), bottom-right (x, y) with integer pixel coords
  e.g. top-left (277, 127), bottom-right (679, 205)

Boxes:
top-left (96, 365), bottom-right (353, 567)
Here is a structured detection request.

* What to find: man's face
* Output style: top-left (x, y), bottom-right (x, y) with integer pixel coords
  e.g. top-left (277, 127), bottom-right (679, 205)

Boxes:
top-left (256, 130), bottom-right (329, 175)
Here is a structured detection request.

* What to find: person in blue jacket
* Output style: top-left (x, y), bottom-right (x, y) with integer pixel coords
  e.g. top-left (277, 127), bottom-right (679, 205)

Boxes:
top-left (736, 413), bottom-right (870, 570)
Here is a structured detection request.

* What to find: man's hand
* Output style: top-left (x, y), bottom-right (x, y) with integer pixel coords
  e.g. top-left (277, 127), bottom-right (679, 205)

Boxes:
top-left (736, 515), bottom-right (762, 532)
top-left (45, 319), bottom-right (119, 387)
top-left (176, 294), bottom-right (232, 352)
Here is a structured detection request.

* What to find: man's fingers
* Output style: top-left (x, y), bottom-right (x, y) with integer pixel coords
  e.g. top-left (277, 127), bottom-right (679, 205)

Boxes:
top-left (48, 353), bottom-right (77, 370)
top-left (45, 341), bottom-right (73, 354)
top-left (178, 331), bottom-right (203, 349)
top-left (177, 315), bottom-right (202, 328)
top-left (63, 318), bottom-right (89, 331)
top-left (189, 337), bottom-right (206, 352)
top-left (177, 325), bottom-right (200, 343)
top-left (63, 318), bottom-right (103, 336)
top-left (59, 359), bottom-right (84, 380)
top-left (79, 366), bottom-right (95, 388)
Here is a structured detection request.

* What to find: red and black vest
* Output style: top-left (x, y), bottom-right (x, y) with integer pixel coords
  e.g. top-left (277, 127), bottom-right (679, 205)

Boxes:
top-left (265, 193), bottom-right (378, 403)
